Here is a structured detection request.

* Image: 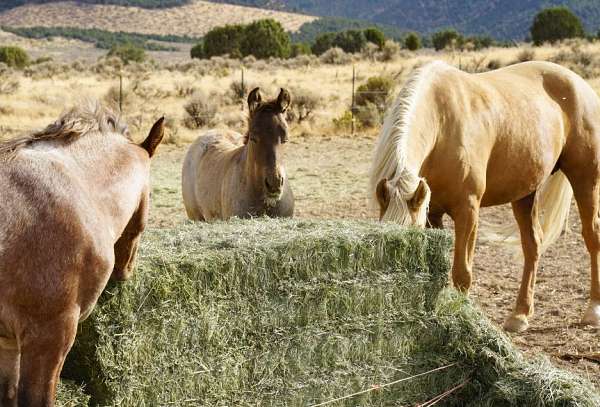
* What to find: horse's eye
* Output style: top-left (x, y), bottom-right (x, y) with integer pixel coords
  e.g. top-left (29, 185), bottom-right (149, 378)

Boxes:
top-left (281, 135), bottom-right (288, 144)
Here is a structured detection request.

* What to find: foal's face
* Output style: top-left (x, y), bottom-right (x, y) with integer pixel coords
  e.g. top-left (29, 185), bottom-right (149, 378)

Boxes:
top-left (247, 88), bottom-right (291, 205)
top-left (375, 178), bottom-right (430, 226)
top-left (112, 118), bottom-right (164, 281)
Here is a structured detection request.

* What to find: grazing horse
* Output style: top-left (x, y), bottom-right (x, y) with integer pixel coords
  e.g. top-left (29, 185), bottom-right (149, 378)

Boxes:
top-left (370, 60), bottom-right (600, 332)
top-left (0, 102), bottom-right (164, 406)
top-left (182, 87), bottom-right (294, 220)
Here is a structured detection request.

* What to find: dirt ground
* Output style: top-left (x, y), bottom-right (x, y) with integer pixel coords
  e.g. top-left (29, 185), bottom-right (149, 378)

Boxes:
top-left (150, 134), bottom-right (600, 388)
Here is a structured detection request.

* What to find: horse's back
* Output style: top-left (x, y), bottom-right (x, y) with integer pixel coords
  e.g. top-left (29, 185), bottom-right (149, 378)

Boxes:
top-left (182, 129), bottom-right (244, 220)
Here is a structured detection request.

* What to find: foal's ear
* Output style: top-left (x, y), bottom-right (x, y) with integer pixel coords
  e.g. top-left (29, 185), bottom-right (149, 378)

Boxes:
top-left (376, 178), bottom-right (391, 212)
top-left (141, 117), bottom-right (165, 158)
top-left (277, 88), bottom-right (291, 113)
top-left (409, 179), bottom-right (430, 210)
top-left (248, 87), bottom-right (262, 113)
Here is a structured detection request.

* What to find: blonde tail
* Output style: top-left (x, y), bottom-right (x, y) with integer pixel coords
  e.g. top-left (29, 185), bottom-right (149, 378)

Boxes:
top-left (480, 171), bottom-right (573, 253)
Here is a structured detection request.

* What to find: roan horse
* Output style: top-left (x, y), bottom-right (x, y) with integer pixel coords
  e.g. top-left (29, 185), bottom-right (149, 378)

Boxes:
top-left (182, 87), bottom-right (294, 220)
top-left (0, 102), bottom-right (164, 406)
top-left (370, 60), bottom-right (600, 333)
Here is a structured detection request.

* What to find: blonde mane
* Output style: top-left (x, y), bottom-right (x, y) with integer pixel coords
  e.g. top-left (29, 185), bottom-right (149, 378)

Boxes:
top-left (0, 100), bottom-right (128, 159)
top-left (369, 60), bottom-right (447, 224)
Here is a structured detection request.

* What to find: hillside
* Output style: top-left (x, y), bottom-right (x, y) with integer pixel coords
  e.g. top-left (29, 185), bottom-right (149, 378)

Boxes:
top-left (208, 0), bottom-right (600, 40)
top-left (0, 0), bottom-right (315, 37)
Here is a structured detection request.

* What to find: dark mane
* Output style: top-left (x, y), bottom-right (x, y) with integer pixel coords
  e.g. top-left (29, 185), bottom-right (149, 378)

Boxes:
top-left (0, 100), bottom-right (128, 159)
top-left (244, 99), bottom-right (283, 145)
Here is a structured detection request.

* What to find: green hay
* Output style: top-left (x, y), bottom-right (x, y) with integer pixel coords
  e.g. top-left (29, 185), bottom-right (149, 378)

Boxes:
top-left (60, 219), bottom-right (599, 406)
top-left (56, 380), bottom-right (90, 407)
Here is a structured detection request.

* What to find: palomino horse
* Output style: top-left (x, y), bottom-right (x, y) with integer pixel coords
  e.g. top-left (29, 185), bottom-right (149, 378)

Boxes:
top-left (0, 102), bottom-right (164, 406)
top-left (370, 60), bottom-right (600, 333)
top-left (182, 87), bottom-right (294, 220)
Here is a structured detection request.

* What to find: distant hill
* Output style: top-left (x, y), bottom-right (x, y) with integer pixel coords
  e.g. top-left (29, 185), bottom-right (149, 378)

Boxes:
top-left (0, 1), bottom-right (191, 12)
top-left (206, 0), bottom-right (600, 40)
top-left (0, 1), bottom-right (315, 37)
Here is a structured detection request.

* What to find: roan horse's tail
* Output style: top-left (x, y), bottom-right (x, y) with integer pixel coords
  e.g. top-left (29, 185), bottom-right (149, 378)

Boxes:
top-left (480, 171), bottom-right (573, 253)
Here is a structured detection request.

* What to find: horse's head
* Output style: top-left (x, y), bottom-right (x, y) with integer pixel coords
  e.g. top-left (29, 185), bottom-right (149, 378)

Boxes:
top-left (112, 118), bottom-right (164, 281)
top-left (375, 176), bottom-right (430, 226)
top-left (246, 87), bottom-right (291, 206)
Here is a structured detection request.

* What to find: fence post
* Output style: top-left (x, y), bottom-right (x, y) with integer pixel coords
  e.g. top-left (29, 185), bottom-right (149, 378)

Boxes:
top-left (351, 65), bottom-right (356, 135)
top-left (241, 67), bottom-right (245, 111)
top-left (119, 74), bottom-right (123, 113)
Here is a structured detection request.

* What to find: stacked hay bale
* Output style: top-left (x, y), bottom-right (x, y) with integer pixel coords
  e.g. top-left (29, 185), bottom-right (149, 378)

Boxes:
top-left (60, 219), bottom-right (599, 406)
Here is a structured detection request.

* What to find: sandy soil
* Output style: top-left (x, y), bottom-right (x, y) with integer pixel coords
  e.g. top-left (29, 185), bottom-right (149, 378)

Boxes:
top-left (149, 135), bottom-right (600, 388)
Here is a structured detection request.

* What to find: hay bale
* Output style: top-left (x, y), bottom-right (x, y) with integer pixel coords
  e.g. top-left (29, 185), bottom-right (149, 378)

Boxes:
top-left (56, 380), bottom-right (90, 406)
top-left (62, 219), bottom-right (599, 406)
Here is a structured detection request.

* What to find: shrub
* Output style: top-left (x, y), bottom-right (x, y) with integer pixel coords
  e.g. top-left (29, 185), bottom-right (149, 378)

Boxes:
top-left (530, 7), bottom-right (584, 45)
top-left (311, 32), bottom-right (335, 55)
top-left (381, 40), bottom-right (401, 61)
top-left (355, 75), bottom-right (394, 113)
top-left (286, 87), bottom-right (319, 123)
top-left (363, 27), bottom-right (385, 49)
top-left (404, 32), bottom-right (421, 51)
top-left (355, 101), bottom-right (381, 128)
top-left (240, 19), bottom-right (291, 59)
top-left (319, 47), bottom-right (351, 65)
top-left (202, 24), bottom-right (244, 59)
top-left (0, 78), bottom-right (19, 95)
top-left (0, 46), bottom-right (29, 68)
top-left (431, 29), bottom-right (461, 51)
top-left (332, 110), bottom-right (353, 130)
top-left (290, 42), bottom-right (311, 57)
top-left (183, 92), bottom-right (217, 129)
top-left (190, 42), bottom-right (204, 59)
top-left (517, 48), bottom-right (536, 62)
top-left (107, 43), bottom-right (145, 64)
top-left (333, 29), bottom-right (367, 53)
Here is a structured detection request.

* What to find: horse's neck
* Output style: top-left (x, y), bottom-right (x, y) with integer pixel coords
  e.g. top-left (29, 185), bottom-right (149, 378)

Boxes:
top-left (403, 99), bottom-right (439, 177)
top-left (58, 136), bottom-right (147, 242)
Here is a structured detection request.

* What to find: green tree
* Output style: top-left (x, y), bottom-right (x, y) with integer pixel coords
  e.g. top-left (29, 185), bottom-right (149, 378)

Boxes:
top-left (311, 32), bottom-right (335, 55)
top-left (404, 32), bottom-right (421, 51)
top-left (333, 29), bottom-right (367, 53)
top-left (431, 29), bottom-right (462, 51)
top-left (290, 42), bottom-right (311, 57)
top-left (363, 27), bottom-right (385, 49)
top-left (107, 43), bottom-right (145, 64)
top-left (190, 42), bottom-right (204, 59)
top-left (203, 24), bottom-right (244, 58)
top-left (240, 19), bottom-right (291, 59)
top-left (530, 7), bottom-right (584, 45)
top-left (0, 46), bottom-right (29, 68)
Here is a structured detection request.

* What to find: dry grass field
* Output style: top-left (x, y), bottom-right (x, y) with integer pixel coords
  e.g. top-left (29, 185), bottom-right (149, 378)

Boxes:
top-left (2, 37), bottom-right (600, 389)
top-left (0, 1), bottom-right (315, 37)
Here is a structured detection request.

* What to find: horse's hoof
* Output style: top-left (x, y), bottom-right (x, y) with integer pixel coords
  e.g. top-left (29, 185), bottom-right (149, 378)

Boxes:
top-left (581, 302), bottom-right (600, 326)
top-left (503, 314), bottom-right (529, 333)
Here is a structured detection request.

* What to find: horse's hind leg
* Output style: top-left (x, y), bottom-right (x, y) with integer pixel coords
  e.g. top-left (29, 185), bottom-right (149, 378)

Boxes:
top-left (0, 341), bottom-right (19, 407)
top-left (567, 175), bottom-right (600, 326)
top-left (17, 315), bottom-right (78, 407)
top-left (504, 193), bottom-right (542, 332)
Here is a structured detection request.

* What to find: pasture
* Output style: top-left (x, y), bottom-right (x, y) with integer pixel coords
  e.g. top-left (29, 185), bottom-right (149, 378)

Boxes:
top-left (1, 34), bottom-right (600, 401)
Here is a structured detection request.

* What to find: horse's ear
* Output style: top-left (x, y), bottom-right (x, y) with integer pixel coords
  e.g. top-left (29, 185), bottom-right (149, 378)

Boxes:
top-left (248, 87), bottom-right (262, 113)
top-left (376, 178), bottom-right (391, 218)
top-left (277, 88), bottom-right (291, 113)
top-left (409, 179), bottom-right (430, 210)
top-left (141, 117), bottom-right (164, 158)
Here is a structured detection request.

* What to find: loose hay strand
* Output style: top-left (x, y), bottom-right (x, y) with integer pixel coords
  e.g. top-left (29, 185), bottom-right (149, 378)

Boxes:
top-left (308, 363), bottom-right (458, 407)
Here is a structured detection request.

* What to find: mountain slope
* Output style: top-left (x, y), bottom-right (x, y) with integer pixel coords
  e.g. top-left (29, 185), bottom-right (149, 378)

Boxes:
top-left (0, 1), bottom-right (315, 37)
top-left (208, 0), bottom-right (600, 40)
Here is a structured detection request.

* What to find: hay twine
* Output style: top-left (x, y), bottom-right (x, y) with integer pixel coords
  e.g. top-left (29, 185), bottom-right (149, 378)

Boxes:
top-left (309, 363), bottom-right (460, 407)
top-left (417, 377), bottom-right (471, 407)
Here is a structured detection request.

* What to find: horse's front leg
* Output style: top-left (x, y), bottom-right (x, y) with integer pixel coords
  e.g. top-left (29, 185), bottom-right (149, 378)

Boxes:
top-left (17, 313), bottom-right (78, 407)
top-left (504, 193), bottom-right (541, 333)
top-left (451, 196), bottom-right (480, 291)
